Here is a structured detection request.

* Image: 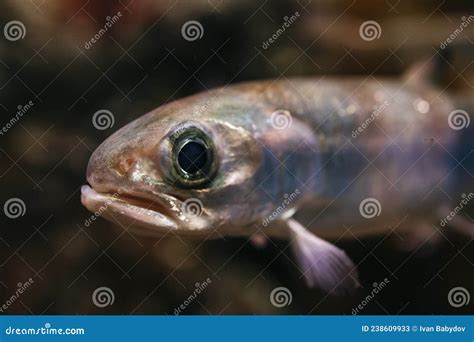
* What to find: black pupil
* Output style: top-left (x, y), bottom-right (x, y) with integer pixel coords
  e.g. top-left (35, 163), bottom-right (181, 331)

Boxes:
top-left (177, 140), bottom-right (208, 174)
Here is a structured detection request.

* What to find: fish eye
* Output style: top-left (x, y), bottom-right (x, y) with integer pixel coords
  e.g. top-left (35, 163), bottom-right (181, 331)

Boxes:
top-left (170, 127), bottom-right (216, 187)
top-left (177, 139), bottom-right (208, 174)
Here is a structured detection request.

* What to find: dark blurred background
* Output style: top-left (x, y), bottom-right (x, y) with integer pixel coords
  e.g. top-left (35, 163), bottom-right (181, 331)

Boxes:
top-left (0, 0), bottom-right (473, 314)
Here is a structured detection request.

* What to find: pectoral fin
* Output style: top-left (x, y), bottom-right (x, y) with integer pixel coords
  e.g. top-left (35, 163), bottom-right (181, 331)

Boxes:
top-left (286, 219), bottom-right (360, 296)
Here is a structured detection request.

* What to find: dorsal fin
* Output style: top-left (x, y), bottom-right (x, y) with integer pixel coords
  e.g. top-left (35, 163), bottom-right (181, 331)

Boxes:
top-left (402, 48), bottom-right (453, 88)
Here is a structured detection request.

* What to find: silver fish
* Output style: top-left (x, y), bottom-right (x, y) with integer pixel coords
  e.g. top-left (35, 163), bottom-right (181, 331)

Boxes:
top-left (81, 77), bottom-right (473, 295)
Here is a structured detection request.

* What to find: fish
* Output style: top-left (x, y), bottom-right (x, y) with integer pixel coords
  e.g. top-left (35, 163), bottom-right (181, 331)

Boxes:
top-left (81, 76), bottom-right (473, 296)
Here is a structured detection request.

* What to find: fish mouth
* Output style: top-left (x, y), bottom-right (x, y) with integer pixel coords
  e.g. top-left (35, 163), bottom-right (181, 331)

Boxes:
top-left (81, 185), bottom-right (213, 236)
top-left (80, 184), bottom-right (179, 235)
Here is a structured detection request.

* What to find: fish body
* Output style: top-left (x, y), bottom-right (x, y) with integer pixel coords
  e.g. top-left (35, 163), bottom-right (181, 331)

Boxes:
top-left (81, 78), bottom-right (471, 294)
top-left (256, 78), bottom-right (459, 239)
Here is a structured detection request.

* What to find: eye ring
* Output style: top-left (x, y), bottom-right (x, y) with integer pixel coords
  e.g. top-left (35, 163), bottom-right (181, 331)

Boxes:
top-left (169, 126), bottom-right (217, 188)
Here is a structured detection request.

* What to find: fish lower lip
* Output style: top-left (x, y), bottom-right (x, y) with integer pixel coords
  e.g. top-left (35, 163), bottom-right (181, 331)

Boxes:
top-left (80, 185), bottom-right (177, 231)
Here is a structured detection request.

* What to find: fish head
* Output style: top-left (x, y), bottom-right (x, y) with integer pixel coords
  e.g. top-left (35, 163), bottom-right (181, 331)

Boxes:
top-left (82, 87), bottom-right (318, 238)
top-left (81, 92), bottom-right (260, 237)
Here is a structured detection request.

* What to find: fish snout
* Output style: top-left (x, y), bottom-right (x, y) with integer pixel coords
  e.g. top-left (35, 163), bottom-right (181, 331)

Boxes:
top-left (86, 145), bottom-right (134, 194)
